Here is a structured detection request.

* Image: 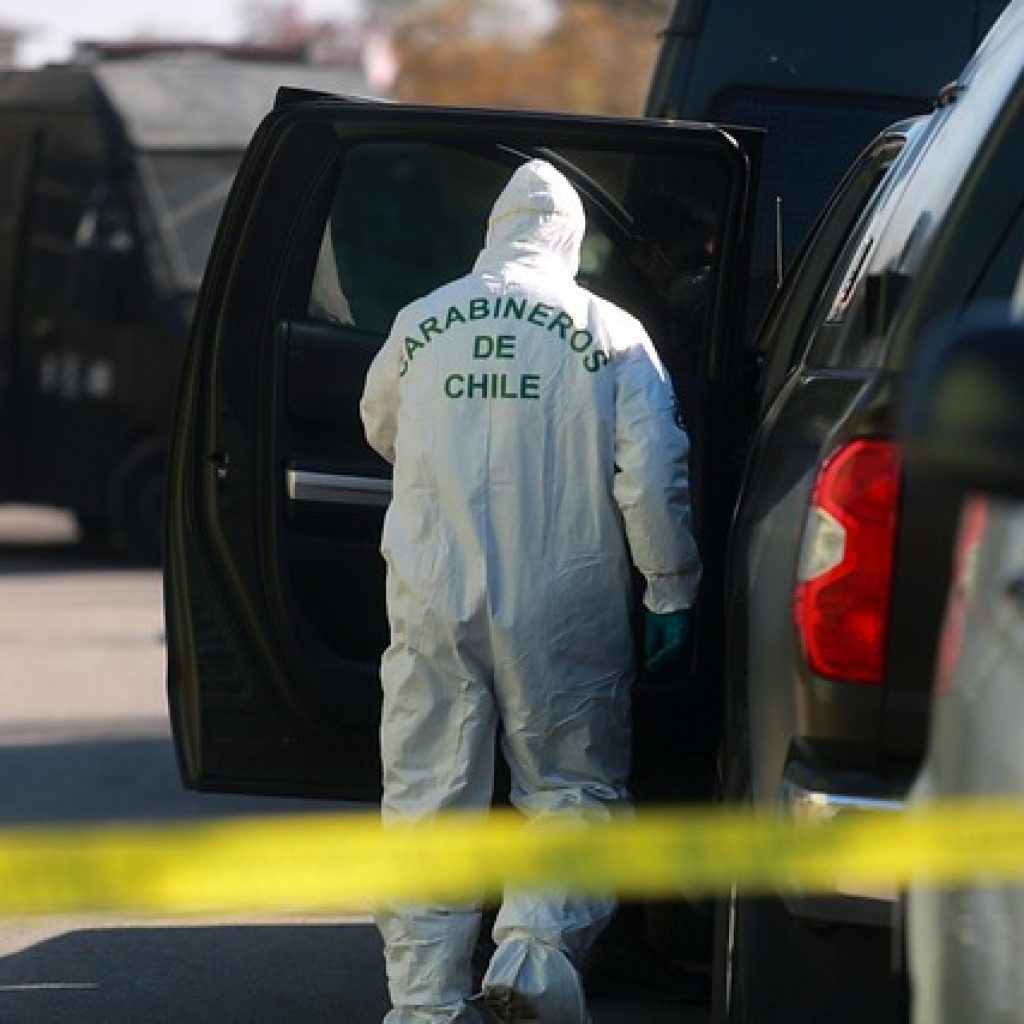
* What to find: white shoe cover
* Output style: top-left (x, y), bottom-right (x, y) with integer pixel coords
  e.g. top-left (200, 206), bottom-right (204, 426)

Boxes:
top-left (482, 938), bottom-right (589, 1023)
top-left (384, 1004), bottom-right (485, 1023)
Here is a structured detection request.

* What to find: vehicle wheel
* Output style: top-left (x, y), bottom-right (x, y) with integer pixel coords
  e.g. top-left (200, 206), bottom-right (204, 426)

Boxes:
top-left (713, 893), bottom-right (907, 1023)
top-left (109, 440), bottom-right (166, 564)
top-left (710, 744), bottom-right (906, 1022)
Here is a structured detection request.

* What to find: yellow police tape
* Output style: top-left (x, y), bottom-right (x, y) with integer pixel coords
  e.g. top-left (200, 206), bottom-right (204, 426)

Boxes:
top-left (2, 799), bottom-right (1024, 915)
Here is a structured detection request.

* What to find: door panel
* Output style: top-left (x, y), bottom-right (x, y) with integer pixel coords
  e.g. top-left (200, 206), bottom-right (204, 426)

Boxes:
top-left (275, 318), bottom-right (390, 668)
top-left (166, 101), bottom-right (757, 800)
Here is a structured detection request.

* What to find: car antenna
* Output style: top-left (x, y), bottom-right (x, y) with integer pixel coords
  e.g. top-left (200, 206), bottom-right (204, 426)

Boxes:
top-left (775, 195), bottom-right (785, 288)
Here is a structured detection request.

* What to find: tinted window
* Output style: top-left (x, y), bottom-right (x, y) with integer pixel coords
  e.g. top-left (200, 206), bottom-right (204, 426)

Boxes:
top-left (22, 150), bottom-right (98, 330)
top-left (26, 155), bottom-right (93, 268)
top-left (312, 144), bottom-right (506, 333)
top-left (709, 88), bottom-right (928, 332)
top-left (800, 122), bottom-right (938, 371)
top-left (756, 134), bottom-right (907, 403)
top-left (308, 140), bottom-right (730, 392)
top-left (137, 152), bottom-right (242, 290)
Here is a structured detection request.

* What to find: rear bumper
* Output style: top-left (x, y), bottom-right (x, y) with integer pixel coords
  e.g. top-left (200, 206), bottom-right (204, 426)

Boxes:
top-left (779, 756), bottom-right (907, 927)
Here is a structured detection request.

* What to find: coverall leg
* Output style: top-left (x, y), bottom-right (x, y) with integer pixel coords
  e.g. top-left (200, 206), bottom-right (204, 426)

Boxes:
top-left (375, 606), bottom-right (496, 1024)
top-left (482, 563), bottom-right (633, 1021)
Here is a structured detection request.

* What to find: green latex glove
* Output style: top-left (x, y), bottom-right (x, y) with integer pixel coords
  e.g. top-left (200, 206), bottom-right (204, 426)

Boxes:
top-left (644, 609), bottom-right (691, 674)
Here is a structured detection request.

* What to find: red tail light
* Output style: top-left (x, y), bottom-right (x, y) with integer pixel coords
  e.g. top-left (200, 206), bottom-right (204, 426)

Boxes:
top-left (793, 439), bottom-right (902, 684)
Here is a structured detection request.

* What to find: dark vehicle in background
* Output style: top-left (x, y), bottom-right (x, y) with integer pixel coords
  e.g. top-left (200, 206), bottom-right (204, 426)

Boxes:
top-left (902, 306), bottom-right (1024, 1024)
top-left (0, 56), bottom-right (370, 558)
top-left (647, 0), bottom-right (1009, 327)
top-left (714, 2), bottom-right (1024, 1020)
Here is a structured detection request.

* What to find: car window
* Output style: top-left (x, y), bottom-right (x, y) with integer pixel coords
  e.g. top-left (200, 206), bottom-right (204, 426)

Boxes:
top-left (709, 88), bottom-right (929, 336)
top-left (803, 216), bottom-right (885, 369)
top-left (21, 147), bottom-right (99, 332)
top-left (306, 139), bottom-right (731, 393)
top-left (755, 132), bottom-right (907, 406)
top-left (800, 120), bottom-right (943, 372)
top-left (136, 151), bottom-right (242, 291)
top-left (310, 143), bottom-right (506, 333)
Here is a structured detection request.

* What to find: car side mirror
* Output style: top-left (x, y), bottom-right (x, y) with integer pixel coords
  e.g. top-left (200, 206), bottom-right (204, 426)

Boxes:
top-left (902, 308), bottom-right (1024, 498)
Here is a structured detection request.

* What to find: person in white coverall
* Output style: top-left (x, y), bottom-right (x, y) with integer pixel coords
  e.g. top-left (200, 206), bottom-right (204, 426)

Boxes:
top-left (360, 159), bottom-right (700, 1024)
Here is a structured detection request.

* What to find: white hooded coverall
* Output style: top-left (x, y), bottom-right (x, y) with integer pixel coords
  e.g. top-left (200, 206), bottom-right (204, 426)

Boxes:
top-left (360, 159), bottom-right (701, 1023)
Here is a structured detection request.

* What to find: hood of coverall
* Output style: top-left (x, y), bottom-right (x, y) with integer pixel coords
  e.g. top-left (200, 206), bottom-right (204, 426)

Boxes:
top-left (474, 159), bottom-right (585, 279)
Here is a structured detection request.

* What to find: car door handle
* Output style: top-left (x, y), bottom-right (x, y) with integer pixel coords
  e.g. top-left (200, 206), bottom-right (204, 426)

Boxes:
top-left (286, 468), bottom-right (392, 507)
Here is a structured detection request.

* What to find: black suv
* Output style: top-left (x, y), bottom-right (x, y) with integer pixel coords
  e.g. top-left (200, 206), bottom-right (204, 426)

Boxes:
top-left (163, 2), bottom-right (1024, 1021)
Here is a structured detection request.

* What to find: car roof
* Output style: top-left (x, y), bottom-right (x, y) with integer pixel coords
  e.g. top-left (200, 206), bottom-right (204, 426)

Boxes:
top-left (0, 59), bottom-right (374, 150)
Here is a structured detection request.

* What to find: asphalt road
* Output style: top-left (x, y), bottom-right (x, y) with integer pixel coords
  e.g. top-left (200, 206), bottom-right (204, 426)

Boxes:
top-left (0, 505), bottom-right (708, 1023)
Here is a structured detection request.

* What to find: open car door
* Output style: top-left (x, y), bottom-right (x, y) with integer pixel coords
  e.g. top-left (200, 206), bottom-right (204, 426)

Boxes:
top-left (165, 96), bottom-right (760, 801)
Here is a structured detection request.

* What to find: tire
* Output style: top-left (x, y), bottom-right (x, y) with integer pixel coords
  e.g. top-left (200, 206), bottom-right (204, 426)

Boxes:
top-left (711, 739), bottom-right (908, 1022)
top-left (109, 440), bottom-right (167, 565)
top-left (713, 889), bottom-right (908, 1023)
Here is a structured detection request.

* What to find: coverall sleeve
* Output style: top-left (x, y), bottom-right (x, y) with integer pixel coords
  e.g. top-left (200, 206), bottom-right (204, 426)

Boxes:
top-left (360, 318), bottom-right (404, 465)
top-left (611, 330), bottom-right (701, 614)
